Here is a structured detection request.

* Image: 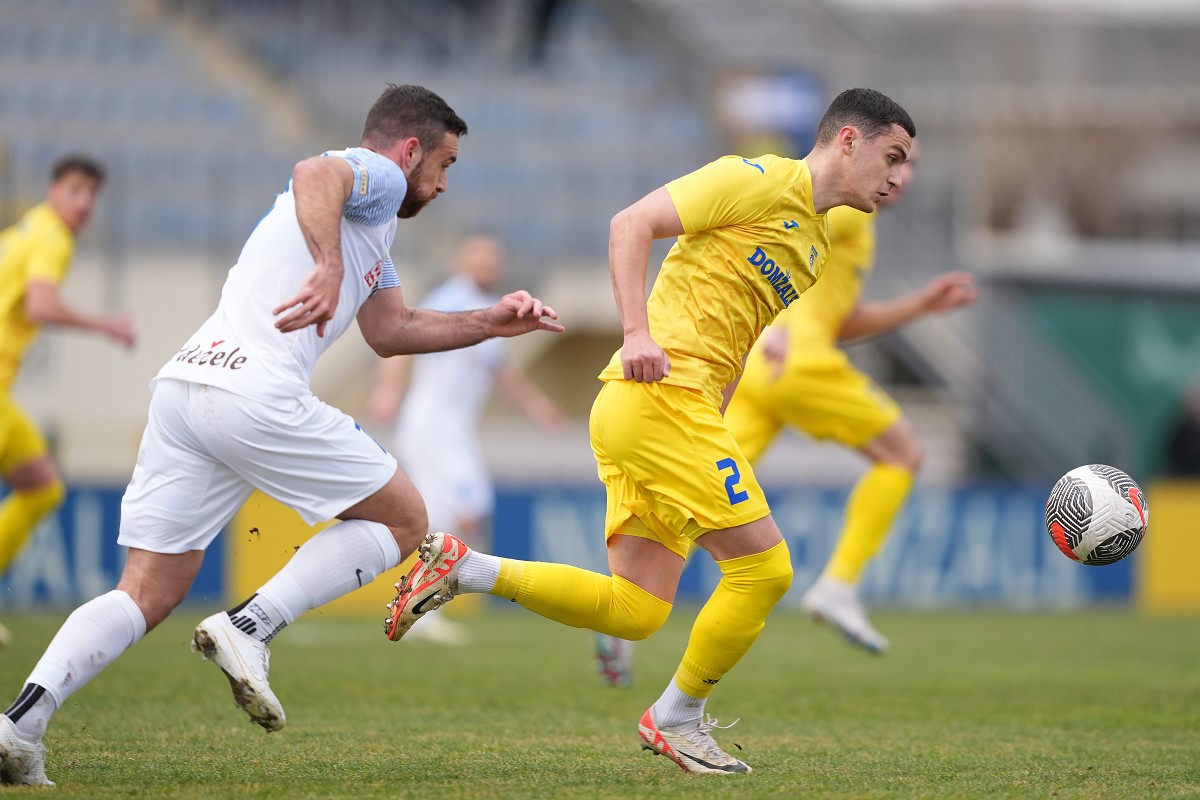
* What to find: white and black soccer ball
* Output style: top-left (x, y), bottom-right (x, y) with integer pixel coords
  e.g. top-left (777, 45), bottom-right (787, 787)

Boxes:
top-left (1045, 464), bottom-right (1148, 566)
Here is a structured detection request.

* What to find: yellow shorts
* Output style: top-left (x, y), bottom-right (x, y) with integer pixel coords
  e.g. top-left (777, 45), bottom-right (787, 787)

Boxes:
top-left (0, 394), bottom-right (50, 474)
top-left (726, 348), bottom-right (901, 463)
top-left (589, 379), bottom-right (770, 559)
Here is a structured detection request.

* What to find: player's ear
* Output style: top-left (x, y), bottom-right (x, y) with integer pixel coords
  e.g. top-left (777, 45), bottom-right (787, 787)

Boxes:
top-left (397, 137), bottom-right (423, 173)
top-left (838, 126), bottom-right (857, 156)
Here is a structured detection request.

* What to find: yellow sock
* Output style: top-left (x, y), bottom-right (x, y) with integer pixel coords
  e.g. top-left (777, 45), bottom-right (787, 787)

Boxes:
top-left (493, 560), bottom-right (670, 640)
top-left (673, 540), bottom-right (792, 699)
top-left (0, 481), bottom-right (65, 571)
top-left (826, 463), bottom-right (914, 584)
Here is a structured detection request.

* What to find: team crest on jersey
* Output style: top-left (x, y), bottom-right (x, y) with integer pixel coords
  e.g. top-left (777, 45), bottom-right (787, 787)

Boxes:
top-left (809, 246), bottom-right (818, 269)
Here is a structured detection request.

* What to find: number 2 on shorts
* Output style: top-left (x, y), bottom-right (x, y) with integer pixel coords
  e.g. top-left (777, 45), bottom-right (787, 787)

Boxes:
top-left (716, 457), bottom-right (749, 505)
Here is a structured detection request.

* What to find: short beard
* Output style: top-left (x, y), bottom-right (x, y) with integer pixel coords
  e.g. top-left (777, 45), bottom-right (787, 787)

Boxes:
top-left (397, 161), bottom-right (435, 219)
top-left (397, 187), bottom-right (434, 219)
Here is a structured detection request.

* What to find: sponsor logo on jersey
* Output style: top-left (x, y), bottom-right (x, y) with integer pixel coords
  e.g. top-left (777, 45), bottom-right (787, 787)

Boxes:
top-left (363, 259), bottom-right (383, 289)
top-left (172, 339), bottom-right (248, 370)
top-left (747, 246), bottom-right (800, 307)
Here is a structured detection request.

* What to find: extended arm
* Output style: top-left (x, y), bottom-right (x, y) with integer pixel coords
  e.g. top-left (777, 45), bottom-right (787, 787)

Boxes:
top-left (273, 156), bottom-right (354, 336)
top-left (357, 286), bottom-right (563, 359)
top-left (608, 186), bottom-right (685, 382)
top-left (838, 270), bottom-right (977, 343)
top-left (366, 354), bottom-right (413, 426)
top-left (495, 362), bottom-right (566, 430)
top-left (26, 280), bottom-right (134, 347)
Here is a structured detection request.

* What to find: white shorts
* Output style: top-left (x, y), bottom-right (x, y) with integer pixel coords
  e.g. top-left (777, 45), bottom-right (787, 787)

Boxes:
top-left (119, 379), bottom-right (397, 554)
top-left (395, 427), bottom-right (493, 532)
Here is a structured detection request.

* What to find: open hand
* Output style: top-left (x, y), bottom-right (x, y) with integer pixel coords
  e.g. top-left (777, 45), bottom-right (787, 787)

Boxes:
top-left (485, 290), bottom-right (564, 338)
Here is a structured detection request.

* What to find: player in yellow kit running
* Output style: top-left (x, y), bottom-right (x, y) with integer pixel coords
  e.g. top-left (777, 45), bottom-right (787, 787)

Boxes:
top-left (725, 140), bottom-right (977, 654)
top-left (387, 88), bottom-right (916, 775)
top-left (0, 156), bottom-right (135, 633)
top-left (591, 141), bottom-right (977, 683)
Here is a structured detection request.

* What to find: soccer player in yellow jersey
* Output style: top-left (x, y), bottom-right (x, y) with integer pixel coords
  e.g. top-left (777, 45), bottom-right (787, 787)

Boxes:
top-left (725, 141), bottom-right (977, 654)
top-left (387, 88), bottom-right (916, 774)
top-left (0, 157), bottom-right (134, 604)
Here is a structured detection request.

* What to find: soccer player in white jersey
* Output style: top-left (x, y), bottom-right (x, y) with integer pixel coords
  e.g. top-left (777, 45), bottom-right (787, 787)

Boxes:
top-left (0, 84), bottom-right (563, 787)
top-left (369, 235), bottom-right (564, 644)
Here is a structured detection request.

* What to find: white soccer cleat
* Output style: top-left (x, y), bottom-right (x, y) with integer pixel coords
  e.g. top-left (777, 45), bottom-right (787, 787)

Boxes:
top-left (801, 576), bottom-right (889, 654)
top-left (594, 634), bottom-right (634, 688)
top-left (638, 707), bottom-right (750, 774)
top-left (191, 612), bottom-right (286, 732)
top-left (384, 532), bottom-right (466, 642)
top-left (0, 715), bottom-right (52, 786)
top-left (402, 610), bottom-right (471, 646)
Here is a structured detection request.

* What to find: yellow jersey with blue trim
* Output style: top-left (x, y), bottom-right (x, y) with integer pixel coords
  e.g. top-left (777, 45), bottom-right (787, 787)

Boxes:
top-left (771, 205), bottom-right (875, 359)
top-left (599, 154), bottom-right (829, 406)
top-left (0, 203), bottom-right (75, 393)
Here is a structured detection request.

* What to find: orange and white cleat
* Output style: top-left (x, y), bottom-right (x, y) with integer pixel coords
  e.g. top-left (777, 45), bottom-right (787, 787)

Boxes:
top-left (384, 532), bottom-right (467, 642)
top-left (637, 706), bottom-right (750, 775)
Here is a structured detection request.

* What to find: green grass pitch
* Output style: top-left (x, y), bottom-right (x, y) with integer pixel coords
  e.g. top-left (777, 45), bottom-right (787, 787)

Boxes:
top-left (0, 606), bottom-right (1197, 798)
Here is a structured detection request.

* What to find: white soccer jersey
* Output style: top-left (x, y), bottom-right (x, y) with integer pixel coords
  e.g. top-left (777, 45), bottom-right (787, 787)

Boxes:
top-left (155, 147), bottom-right (404, 403)
top-left (394, 275), bottom-right (506, 525)
top-left (396, 275), bottom-right (505, 436)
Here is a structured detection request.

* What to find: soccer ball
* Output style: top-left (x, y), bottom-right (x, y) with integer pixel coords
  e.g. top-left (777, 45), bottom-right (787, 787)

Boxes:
top-left (1045, 464), bottom-right (1148, 566)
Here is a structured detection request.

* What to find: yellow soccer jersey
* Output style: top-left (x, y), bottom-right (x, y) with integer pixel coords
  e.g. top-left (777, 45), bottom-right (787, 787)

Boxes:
top-left (0, 203), bottom-right (74, 392)
top-left (773, 205), bottom-right (876, 358)
top-left (599, 154), bottom-right (830, 405)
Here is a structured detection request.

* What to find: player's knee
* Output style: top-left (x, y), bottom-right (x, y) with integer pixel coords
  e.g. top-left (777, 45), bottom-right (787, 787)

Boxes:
top-left (721, 541), bottom-right (794, 605)
top-left (609, 576), bottom-right (672, 641)
top-left (24, 480), bottom-right (65, 516)
top-left (756, 542), bottom-right (794, 604)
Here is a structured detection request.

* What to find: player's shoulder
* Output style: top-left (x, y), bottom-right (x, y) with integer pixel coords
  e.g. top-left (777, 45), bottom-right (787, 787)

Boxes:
top-left (827, 205), bottom-right (875, 237)
top-left (24, 204), bottom-right (72, 246)
top-left (323, 147), bottom-right (403, 179)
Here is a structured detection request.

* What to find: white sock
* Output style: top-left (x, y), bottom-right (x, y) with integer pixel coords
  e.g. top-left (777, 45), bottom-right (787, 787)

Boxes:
top-left (250, 519), bottom-right (400, 632)
top-left (15, 589), bottom-right (146, 739)
top-left (227, 593), bottom-right (288, 644)
top-left (455, 550), bottom-right (501, 594)
top-left (652, 679), bottom-right (706, 729)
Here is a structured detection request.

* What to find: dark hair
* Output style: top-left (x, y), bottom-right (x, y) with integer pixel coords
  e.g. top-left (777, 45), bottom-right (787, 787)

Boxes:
top-left (360, 84), bottom-right (468, 153)
top-left (51, 154), bottom-right (105, 186)
top-left (814, 88), bottom-right (916, 146)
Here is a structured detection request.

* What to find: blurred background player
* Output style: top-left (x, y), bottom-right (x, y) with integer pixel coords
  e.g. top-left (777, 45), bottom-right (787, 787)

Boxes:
top-left (592, 140), bottom-right (976, 686)
top-left (725, 140), bottom-right (976, 653)
top-left (368, 234), bottom-right (565, 643)
top-left (0, 156), bottom-right (135, 645)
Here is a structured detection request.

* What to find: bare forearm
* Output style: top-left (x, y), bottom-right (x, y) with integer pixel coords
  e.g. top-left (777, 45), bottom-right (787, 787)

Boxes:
top-left (372, 307), bottom-right (495, 357)
top-left (293, 158), bottom-right (349, 271)
top-left (838, 295), bottom-right (926, 342)
top-left (28, 300), bottom-right (108, 334)
top-left (609, 212), bottom-right (653, 336)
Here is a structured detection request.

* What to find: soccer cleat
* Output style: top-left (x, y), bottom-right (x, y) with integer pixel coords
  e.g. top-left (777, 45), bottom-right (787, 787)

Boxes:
top-left (384, 531), bottom-right (466, 642)
top-left (594, 634), bottom-right (633, 688)
top-left (637, 707), bottom-right (750, 775)
top-left (191, 612), bottom-right (286, 732)
top-left (801, 576), bottom-right (889, 654)
top-left (0, 715), bottom-right (52, 786)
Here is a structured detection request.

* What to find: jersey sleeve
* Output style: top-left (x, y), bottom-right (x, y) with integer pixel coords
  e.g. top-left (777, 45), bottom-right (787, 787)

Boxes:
top-left (333, 149), bottom-right (408, 226)
top-left (665, 155), bottom-right (789, 234)
top-left (375, 256), bottom-right (401, 292)
top-left (24, 227), bottom-right (72, 285)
